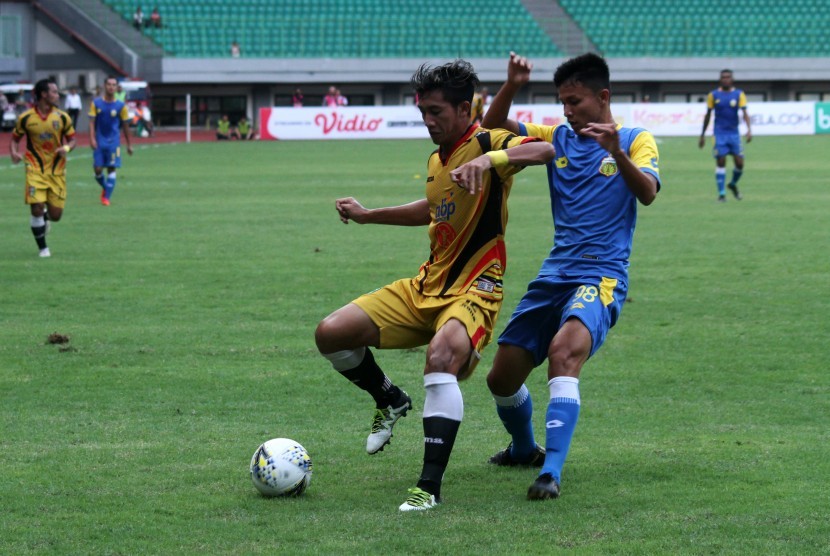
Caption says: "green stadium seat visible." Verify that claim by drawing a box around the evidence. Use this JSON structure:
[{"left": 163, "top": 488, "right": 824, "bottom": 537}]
[{"left": 100, "top": 0, "right": 562, "bottom": 58}]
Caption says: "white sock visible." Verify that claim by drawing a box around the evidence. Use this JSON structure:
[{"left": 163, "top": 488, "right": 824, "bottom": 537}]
[
  {"left": 423, "top": 372, "right": 463, "bottom": 421},
  {"left": 322, "top": 347, "right": 365, "bottom": 371},
  {"left": 548, "top": 376, "right": 580, "bottom": 404}
]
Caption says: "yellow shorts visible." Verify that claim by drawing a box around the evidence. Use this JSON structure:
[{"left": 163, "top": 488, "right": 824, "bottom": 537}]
[
  {"left": 24, "top": 171, "right": 67, "bottom": 208},
  {"left": 353, "top": 278, "right": 502, "bottom": 374}
]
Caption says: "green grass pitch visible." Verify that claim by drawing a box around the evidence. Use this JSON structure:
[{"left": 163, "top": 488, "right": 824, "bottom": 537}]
[{"left": 1, "top": 135, "right": 828, "bottom": 554}]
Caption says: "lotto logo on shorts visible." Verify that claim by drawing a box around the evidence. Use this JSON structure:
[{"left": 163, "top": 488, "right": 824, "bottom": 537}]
[{"left": 28, "top": 186, "right": 36, "bottom": 198}]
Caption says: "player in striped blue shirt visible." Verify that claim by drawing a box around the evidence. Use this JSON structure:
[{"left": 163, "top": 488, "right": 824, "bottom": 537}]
[
  {"left": 481, "top": 52, "right": 660, "bottom": 501},
  {"left": 699, "top": 70, "right": 752, "bottom": 201}
]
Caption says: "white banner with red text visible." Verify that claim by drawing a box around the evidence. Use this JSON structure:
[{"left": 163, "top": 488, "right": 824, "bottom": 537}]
[{"left": 259, "top": 102, "right": 817, "bottom": 140}]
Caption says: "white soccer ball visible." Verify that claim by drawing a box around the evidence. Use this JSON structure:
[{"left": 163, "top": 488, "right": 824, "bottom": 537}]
[{"left": 250, "top": 438, "right": 312, "bottom": 497}]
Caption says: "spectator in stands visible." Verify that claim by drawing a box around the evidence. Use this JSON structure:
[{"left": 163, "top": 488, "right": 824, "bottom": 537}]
[
  {"left": 216, "top": 114, "right": 232, "bottom": 140},
  {"left": 323, "top": 86, "right": 339, "bottom": 107},
  {"left": 133, "top": 6, "right": 145, "bottom": 30},
  {"left": 292, "top": 88, "right": 304, "bottom": 107},
  {"left": 115, "top": 84, "right": 126, "bottom": 103},
  {"left": 230, "top": 41, "right": 241, "bottom": 58},
  {"left": 149, "top": 6, "right": 162, "bottom": 28},
  {"left": 64, "top": 87, "right": 82, "bottom": 129},
  {"left": 235, "top": 116, "right": 254, "bottom": 140},
  {"left": 336, "top": 88, "right": 348, "bottom": 106},
  {"left": 698, "top": 69, "right": 752, "bottom": 202}
]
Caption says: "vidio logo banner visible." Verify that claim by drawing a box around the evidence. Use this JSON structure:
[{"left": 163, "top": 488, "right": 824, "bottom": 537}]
[{"left": 815, "top": 103, "right": 830, "bottom": 134}]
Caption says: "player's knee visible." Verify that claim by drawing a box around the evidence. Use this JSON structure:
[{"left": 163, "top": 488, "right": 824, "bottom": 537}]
[
  {"left": 548, "top": 343, "right": 586, "bottom": 375},
  {"left": 314, "top": 317, "right": 337, "bottom": 353},
  {"left": 486, "top": 368, "right": 511, "bottom": 396}
]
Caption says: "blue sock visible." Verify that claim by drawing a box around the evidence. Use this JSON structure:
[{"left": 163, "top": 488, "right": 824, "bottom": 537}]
[
  {"left": 104, "top": 173, "right": 116, "bottom": 200},
  {"left": 730, "top": 168, "right": 743, "bottom": 186},
  {"left": 493, "top": 384, "right": 536, "bottom": 460},
  {"left": 95, "top": 173, "right": 105, "bottom": 189},
  {"left": 716, "top": 168, "right": 726, "bottom": 196},
  {"left": 541, "top": 377, "right": 580, "bottom": 482}
]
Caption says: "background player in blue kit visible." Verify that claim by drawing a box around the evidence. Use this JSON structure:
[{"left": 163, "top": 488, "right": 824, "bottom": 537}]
[
  {"left": 480, "top": 52, "right": 660, "bottom": 500},
  {"left": 89, "top": 76, "right": 133, "bottom": 206},
  {"left": 699, "top": 69, "right": 752, "bottom": 202}
]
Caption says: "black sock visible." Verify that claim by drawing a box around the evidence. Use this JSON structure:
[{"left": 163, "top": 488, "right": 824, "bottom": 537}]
[
  {"left": 416, "top": 416, "right": 461, "bottom": 500},
  {"left": 31, "top": 225, "right": 47, "bottom": 249},
  {"left": 339, "top": 348, "right": 400, "bottom": 407}
]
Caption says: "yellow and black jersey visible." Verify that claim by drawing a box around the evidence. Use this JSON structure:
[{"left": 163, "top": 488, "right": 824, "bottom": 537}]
[
  {"left": 414, "top": 124, "right": 539, "bottom": 301},
  {"left": 470, "top": 93, "right": 485, "bottom": 123},
  {"left": 12, "top": 107, "right": 75, "bottom": 176}
]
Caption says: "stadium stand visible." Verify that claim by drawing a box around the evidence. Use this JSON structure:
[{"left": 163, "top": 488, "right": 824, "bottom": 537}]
[
  {"left": 558, "top": 0, "right": 830, "bottom": 57},
  {"left": 101, "top": 0, "right": 564, "bottom": 58}
]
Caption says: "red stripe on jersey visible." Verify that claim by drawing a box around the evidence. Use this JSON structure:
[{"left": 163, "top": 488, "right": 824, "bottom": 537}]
[{"left": 458, "top": 239, "right": 506, "bottom": 292}]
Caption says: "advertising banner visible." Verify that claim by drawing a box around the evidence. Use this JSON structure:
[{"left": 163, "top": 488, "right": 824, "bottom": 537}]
[
  {"left": 260, "top": 102, "right": 818, "bottom": 140},
  {"left": 259, "top": 106, "right": 427, "bottom": 140},
  {"left": 815, "top": 102, "right": 830, "bottom": 134}
]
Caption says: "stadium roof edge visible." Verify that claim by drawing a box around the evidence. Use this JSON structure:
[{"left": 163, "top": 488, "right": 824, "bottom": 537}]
[{"left": 161, "top": 57, "right": 830, "bottom": 84}]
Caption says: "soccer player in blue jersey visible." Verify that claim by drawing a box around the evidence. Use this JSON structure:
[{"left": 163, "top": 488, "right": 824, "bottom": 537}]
[
  {"left": 699, "top": 69, "right": 752, "bottom": 202},
  {"left": 479, "top": 52, "right": 660, "bottom": 500},
  {"left": 89, "top": 76, "right": 133, "bottom": 206}
]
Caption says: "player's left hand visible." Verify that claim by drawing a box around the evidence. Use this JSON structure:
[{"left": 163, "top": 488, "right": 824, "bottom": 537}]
[
  {"left": 127, "top": 145, "right": 134, "bottom": 155},
  {"left": 579, "top": 122, "right": 620, "bottom": 153},
  {"left": 745, "top": 130, "right": 752, "bottom": 143},
  {"left": 450, "top": 155, "right": 492, "bottom": 195}
]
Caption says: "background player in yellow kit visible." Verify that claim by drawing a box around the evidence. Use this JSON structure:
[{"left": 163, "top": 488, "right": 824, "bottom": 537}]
[
  {"left": 9, "top": 78, "right": 76, "bottom": 258},
  {"left": 315, "top": 59, "right": 554, "bottom": 511}
]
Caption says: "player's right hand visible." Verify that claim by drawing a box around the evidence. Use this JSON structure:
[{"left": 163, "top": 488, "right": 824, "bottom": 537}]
[
  {"left": 335, "top": 197, "right": 369, "bottom": 224},
  {"left": 698, "top": 136, "right": 706, "bottom": 149},
  {"left": 507, "top": 51, "right": 533, "bottom": 86}
]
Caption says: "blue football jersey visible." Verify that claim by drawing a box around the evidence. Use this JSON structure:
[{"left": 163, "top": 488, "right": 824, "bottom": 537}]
[
  {"left": 518, "top": 122, "right": 660, "bottom": 279},
  {"left": 89, "top": 98, "right": 129, "bottom": 148},
  {"left": 707, "top": 88, "right": 747, "bottom": 135}
]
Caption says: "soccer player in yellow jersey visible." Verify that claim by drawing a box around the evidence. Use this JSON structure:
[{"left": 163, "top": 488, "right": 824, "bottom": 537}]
[
  {"left": 9, "top": 79, "right": 76, "bottom": 258},
  {"left": 315, "top": 59, "right": 555, "bottom": 512}
]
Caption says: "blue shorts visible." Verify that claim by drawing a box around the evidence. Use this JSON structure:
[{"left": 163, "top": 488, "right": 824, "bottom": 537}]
[
  {"left": 93, "top": 146, "right": 122, "bottom": 169},
  {"left": 498, "top": 271, "right": 628, "bottom": 367},
  {"left": 712, "top": 133, "right": 743, "bottom": 158}
]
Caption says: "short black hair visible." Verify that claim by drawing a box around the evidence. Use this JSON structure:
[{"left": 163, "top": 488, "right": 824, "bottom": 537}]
[
  {"left": 554, "top": 53, "right": 610, "bottom": 93},
  {"left": 720, "top": 69, "right": 733, "bottom": 75},
  {"left": 34, "top": 78, "right": 56, "bottom": 101},
  {"left": 410, "top": 59, "right": 480, "bottom": 107}
]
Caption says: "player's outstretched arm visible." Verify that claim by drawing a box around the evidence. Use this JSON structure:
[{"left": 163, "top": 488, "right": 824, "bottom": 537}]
[
  {"left": 450, "top": 141, "right": 555, "bottom": 195},
  {"left": 481, "top": 52, "right": 531, "bottom": 134},
  {"left": 335, "top": 197, "right": 430, "bottom": 226}
]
